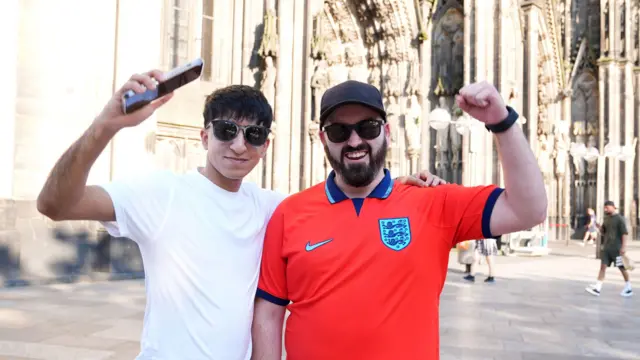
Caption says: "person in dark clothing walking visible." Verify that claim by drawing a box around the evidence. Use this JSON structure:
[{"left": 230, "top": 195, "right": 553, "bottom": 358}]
[{"left": 585, "top": 201, "right": 633, "bottom": 297}]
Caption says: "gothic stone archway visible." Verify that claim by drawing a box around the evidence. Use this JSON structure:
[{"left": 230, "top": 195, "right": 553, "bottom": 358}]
[{"left": 307, "top": 0, "right": 421, "bottom": 184}]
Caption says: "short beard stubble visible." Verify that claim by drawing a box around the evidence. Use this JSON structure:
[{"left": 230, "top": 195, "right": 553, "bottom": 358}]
[{"left": 324, "top": 138, "right": 387, "bottom": 187}]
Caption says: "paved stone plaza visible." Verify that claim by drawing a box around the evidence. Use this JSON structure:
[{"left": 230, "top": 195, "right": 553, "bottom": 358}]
[{"left": 0, "top": 244, "right": 638, "bottom": 360}]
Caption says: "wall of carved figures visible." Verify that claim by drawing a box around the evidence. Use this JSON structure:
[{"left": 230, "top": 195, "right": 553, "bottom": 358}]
[
  {"left": 306, "top": 0, "right": 421, "bottom": 185},
  {"left": 430, "top": 0, "right": 464, "bottom": 184},
  {"left": 149, "top": 0, "right": 640, "bottom": 236}
]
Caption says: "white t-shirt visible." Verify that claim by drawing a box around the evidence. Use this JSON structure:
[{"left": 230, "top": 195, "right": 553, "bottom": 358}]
[{"left": 99, "top": 169, "right": 286, "bottom": 360}]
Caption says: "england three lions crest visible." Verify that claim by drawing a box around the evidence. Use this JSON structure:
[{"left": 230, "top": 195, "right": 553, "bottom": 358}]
[{"left": 378, "top": 217, "right": 411, "bottom": 251}]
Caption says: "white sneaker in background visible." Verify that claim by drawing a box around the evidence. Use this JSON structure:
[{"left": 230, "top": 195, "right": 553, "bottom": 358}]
[
  {"left": 621, "top": 287, "right": 633, "bottom": 297},
  {"left": 585, "top": 284, "right": 601, "bottom": 296}
]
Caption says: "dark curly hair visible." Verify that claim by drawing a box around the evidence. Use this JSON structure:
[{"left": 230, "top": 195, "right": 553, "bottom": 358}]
[{"left": 203, "top": 85, "right": 273, "bottom": 128}]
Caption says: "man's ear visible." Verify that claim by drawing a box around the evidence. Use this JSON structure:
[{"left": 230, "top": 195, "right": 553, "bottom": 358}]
[
  {"left": 384, "top": 123, "right": 391, "bottom": 146},
  {"left": 259, "top": 139, "right": 271, "bottom": 158},
  {"left": 318, "top": 131, "right": 327, "bottom": 146},
  {"left": 200, "top": 128, "right": 208, "bottom": 150}
]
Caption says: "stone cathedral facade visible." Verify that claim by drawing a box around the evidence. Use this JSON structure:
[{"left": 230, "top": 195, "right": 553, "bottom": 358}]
[{"left": 0, "top": 0, "right": 638, "bottom": 283}]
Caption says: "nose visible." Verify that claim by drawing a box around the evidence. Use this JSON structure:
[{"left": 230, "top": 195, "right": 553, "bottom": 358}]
[
  {"left": 229, "top": 131, "right": 247, "bottom": 153},
  {"left": 346, "top": 127, "right": 364, "bottom": 147}
]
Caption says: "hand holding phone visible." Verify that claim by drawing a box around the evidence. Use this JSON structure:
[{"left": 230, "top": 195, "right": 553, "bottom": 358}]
[
  {"left": 93, "top": 59, "right": 204, "bottom": 133},
  {"left": 121, "top": 58, "right": 204, "bottom": 114}
]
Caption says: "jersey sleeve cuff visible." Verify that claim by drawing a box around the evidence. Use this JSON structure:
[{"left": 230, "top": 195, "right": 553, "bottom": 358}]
[
  {"left": 481, "top": 187, "right": 505, "bottom": 239},
  {"left": 256, "top": 288, "right": 290, "bottom": 306}
]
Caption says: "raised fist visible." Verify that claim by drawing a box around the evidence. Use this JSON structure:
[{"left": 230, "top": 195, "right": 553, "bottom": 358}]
[{"left": 455, "top": 81, "right": 508, "bottom": 125}]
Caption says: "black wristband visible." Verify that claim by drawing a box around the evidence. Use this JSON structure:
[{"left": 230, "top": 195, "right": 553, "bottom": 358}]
[{"left": 485, "top": 106, "right": 519, "bottom": 133}]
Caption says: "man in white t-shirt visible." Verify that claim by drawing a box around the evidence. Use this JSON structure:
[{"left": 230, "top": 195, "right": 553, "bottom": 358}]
[{"left": 36, "top": 69, "right": 444, "bottom": 359}]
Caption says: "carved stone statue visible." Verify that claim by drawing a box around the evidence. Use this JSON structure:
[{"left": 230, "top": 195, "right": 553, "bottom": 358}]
[
  {"left": 572, "top": 146, "right": 586, "bottom": 176},
  {"left": 383, "top": 61, "right": 402, "bottom": 98},
  {"left": 369, "top": 66, "right": 381, "bottom": 90},
  {"left": 344, "top": 44, "right": 369, "bottom": 82},
  {"left": 432, "top": 7, "right": 464, "bottom": 96},
  {"left": 258, "top": 8, "right": 279, "bottom": 104},
  {"left": 538, "top": 133, "right": 552, "bottom": 176},
  {"left": 310, "top": 11, "right": 332, "bottom": 123},
  {"left": 311, "top": 13, "right": 330, "bottom": 61},
  {"left": 405, "top": 55, "right": 421, "bottom": 97},
  {"left": 310, "top": 60, "right": 329, "bottom": 123},
  {"left": 572, "top": 71, "right": 598, "bottom": 135},
  {"left": 404, "top": 95, "right": 422, "bottom": 150},
  {"left": 258, "top": 9, "right": 279, "bottom": 59},
  {"left": 260, "top": 56, "right": 276, "bottom": 102},
  {"left": 308, "top": 121, "right": 319, "bottom": 144},
  {"left": 553, "top": 120, "right": 570, "bottom": 176},
  {"left": 586, "top": 134, "right": 598, "bottom": 175}
]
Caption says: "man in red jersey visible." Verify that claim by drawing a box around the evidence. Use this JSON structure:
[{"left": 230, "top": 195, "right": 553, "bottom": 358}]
[{"left": 251, "top": 80, "right": 547, "bottom": 360}]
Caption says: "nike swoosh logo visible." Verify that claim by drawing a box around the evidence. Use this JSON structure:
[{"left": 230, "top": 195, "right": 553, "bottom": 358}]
[{"left": 305, "top": 239, "right": 333, "bottom": 251}]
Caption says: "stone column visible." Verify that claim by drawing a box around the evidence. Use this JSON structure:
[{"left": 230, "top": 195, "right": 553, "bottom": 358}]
[
  {"left": 231, "top": 0, "right": 244, "bottom": 84},
  {"left": 301, "top": 1, "right": 315, "bottom": 190},
  {"left": 110, "top": 0, "right": 165, "bottom": 181},
  {"left": 257, "top": 5, "right": 277, "bottom": 189},
  {"left": 636, "top": 68, "right": 640, "bottom": 227},
  {"left": 559, "top": 91, "right": 572, "bottom": 244},
  {"left": 470, "top": 0, "right": 490, "bottom": 185},
  {"left": 407, "top": 148, "right": 420, "bottom": 175},
  {"left": 272, "top": 0, "right": 294, "bottom": 194},
  {"left": 241, "top": 0, "right": 264, "bottom": 85},
  {"left": 483, "top": 0, "right": 496, "bottom": 185},
  {"left": 0, "top": 0, "right": 19, "bottom": 201},
  {"left": 287, "top": 0, "right": 306, "bottom": 193},
  {"left": 523, "top": 5, "right": 539, "bottom": 155},
  {"left": 460, "top": 0, "right": 472, "bottom": 185},
  {"left": 622, "top": 0, "right": 634, "bottom": 219},
  {"left": 604, "top": 0, "right": 621, "bottom": 207},
  {"left": 241, "top": 0, "right": 267, "bottom": 186},
  {"left": 605, "top": 62, "right": 620, "bottom": 205},
  {"left": 308, "top": 124, "right": 324, "bottom": 185},
  {"left": 597, "top": 61, "right": 606, "bottom": 224},
  {"left": 419, "top": 1, "right": 433, "bottom": 173},
  {"left": 560, "top": 0, "right": 573, "bottom": 243}
]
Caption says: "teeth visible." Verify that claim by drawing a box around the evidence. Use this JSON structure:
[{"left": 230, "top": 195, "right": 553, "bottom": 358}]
[{"left": 345, "top": 151, "right": 366, "bottom": 159}]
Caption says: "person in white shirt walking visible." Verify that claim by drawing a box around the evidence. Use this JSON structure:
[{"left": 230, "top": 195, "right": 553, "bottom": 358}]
[{"left": 36, "top": 68, "right": 444, "bottom": 359}]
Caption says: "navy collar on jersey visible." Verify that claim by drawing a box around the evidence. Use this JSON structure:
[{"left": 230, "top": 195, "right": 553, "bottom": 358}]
[{"left": 324, "top": 169, "right": 394, "bottom": 204}]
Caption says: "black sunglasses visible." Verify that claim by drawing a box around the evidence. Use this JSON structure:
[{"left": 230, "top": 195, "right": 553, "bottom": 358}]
[
  {"left": 207, "top": 120, "right": 271, "bottom": 147},
  {"left": 322, "top": 118, "right": 384, "bottom": 143}
]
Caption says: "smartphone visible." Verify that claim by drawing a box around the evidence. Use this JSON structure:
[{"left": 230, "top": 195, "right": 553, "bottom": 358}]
[{"left": 122, "top": 58, "right": 204, "bottom": 114}]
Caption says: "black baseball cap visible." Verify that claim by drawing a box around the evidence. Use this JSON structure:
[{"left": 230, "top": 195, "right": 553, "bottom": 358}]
[
  {"left": 319, "top": 80, "right": 387, "bottom": 128},
  {"left": 604, "top": 200, "right": 616, "bottom": 207}
]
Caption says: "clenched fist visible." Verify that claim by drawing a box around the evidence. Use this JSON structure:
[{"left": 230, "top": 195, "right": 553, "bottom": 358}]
[{"left": 456, "top": 81, "right": 508, "bottom": 125}]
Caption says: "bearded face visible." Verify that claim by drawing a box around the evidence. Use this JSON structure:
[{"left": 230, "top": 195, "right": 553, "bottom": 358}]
[{"left": 320, "top": 104, "right": 389, "bottom": 188}]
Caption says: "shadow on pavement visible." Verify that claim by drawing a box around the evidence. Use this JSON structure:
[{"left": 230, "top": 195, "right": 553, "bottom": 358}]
[
  {"left": 1, "top": 227, "right": 145, "bottom": 288},
  {"left": 439, "top": 265, "right": 639, "bottom": 360}
]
